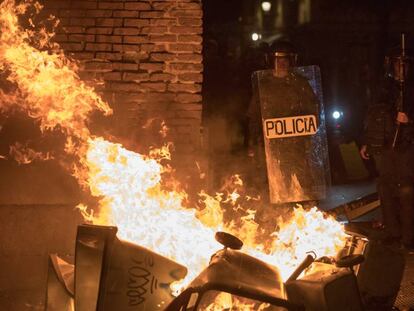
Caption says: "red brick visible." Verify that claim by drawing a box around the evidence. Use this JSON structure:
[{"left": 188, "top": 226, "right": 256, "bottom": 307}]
[
  {"left": 96, "top": 52, "right": 123, "bottom": 61},
  {"left": 140, "top": 44, "right": 155, "bottom": 52},
  {"left": 72, "top": 52, "right": 95, "bottom": 60},
  {"left": 150, "top": 73, "right": 175, "bottom": 81},
  {"left": 140, "top": 82, "right": 167, "bottom": 92},
  {"left": 96, "top": 35, "right": 122, "bottom": 43},
  {"left": 78, "top": 71, "right": 100, "bottom": 81},
  {"left": 178, "top": 3, "right": 201, "bottom": 10},
  {"left": 71, "top": 1, "right": 97, "bottom": 10},
  {"left": 178, "top": 73, "right": 202, "bottom": 82},
  {"left": 178, "top": 17, "right": 202, "bottom": 27},
  {"left": 169, "top": 43, "right": 201, "bottom": 53},
  {"left": 53, "top": 34, "right": 68, "bottom": 41},
  {"left": 62, "top": 26, "right": 86, "bottom": 34},
  {"left": 178, "top": 35, "right": 202, "bottom": 43},
  {"left": 141, "top": 26, "right": 168, "bottom": 34},
  {"left": 114, "top": 28, "right": 140, "bottom": 35},
  {"left": 60, "top": 42, "right": 84, "bottom": 51},
  {"left": 140, "top": 11, "right": 164, "bottom": 19},
  {"left": 44, "top": 0, "right": 70, "bottom": 9},
  {"left": 122, "top": 72, "right": 150, "bottom": 82},
  {"left": 59, "top": 9, "right": 86, "bottom": 17},
  {"left": 123, "top": 36, "right": 149, "bottom": 44},
  {"left": 169, "top": 26, "right": 202, "bottom": 34},
  {"left": 150, "top": 18, "right": 176, "bottom": 26},
  {"left": 176, "top": 53, "right": 202, "bottom": 63},
  {"left": 70, "top": 18, "right": 95, "bottom": 26},
  {"left": 112, "top": 63, "right": 139, "bottom": 71},
  {"left": 168, "top": 83, "right": 201, "bottom": 93},
  {"left": 113, "top": 11, "right": 139, "bottom": 18},
  {"left": 125, "top": 2, "right": 152, "bottom": 10},
  {"left": 150, "top": 52, "right": 176, "bottom": 61},
  {"left": 68, "top": 34, "right": 95, "bottom": 42},
  {"left": 96, "top": 18, "right": 123, "bottom": 27},
  {"left": 124, "top": 18, "right": 150, "bottom": 27},
  {"left": 104, "top": 72, "right": 122, "bottom": 81},
  {"left": 140, "top": 62, "right": 165, "bottom": 72},
  {"left": 176, "top": 93, "right": 202, "bottom": 103},
  {"left": 141, "top": 44, "right": 167, "bottom": 52},
  {"left": 123, "top": 72, "right": 150, "bottom": 82},
  {"left": 169, "top": 103, "right": 202, "bottom": 111},
  {"left": 87, "top": 10, "right": 112, "bottom": 18},
  {"left": 113, "top": 44, "right": 141, "bottom": 52},
  {"left": 84, "top": 61, "right": 113, "bottom": 72},
  {"left": 152, "top": 2, "right": 176, "bottom": 10},
  {"left": 170, "top": 63, "right": 202, "bottom": 71},
  {"left": 86, "top": 28, "right": 113, "bottom": 35},
  {"left": 140, "top": 103, "right": 172, "bottom": 114},
  {"left": 169, "top": 10, "right": 202, "bottom": 18},
  {"left": 110, "top": 82, "right": 141, "bottom": 92},
  {"left": 135, "top": 93, "right": 176, "bottom": 102},
  {"left": 112, "top": 92, "right": 141, "bottom": 104},
  {"left": 98, "top": 2, "right": 124, "bottom": 10},
  {"left": 123, "top": 51, "right": 149, "bottom": 61},
  {"left": 85, "top": 43, "right": 112, "bottom": 51},
  {"left": 150, "top": 34, "right": 177, "bottom": 43}
]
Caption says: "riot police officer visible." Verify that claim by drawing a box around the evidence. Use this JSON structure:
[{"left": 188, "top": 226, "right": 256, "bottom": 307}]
[
  {"left": 360, "top": 45, "right": 414, "bottom": 250},
  {"left": 247, "top": 41, "right": 326, "bottom": 204}
]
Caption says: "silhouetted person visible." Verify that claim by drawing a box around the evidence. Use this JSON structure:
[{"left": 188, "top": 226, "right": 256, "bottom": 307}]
[{"left": 360, "top": 46, "right": 414, "bottom": 251}]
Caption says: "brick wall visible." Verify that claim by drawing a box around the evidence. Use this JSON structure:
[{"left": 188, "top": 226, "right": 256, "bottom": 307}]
[{"left": 42, "top": 0, "right": 203, "bottom": 161}]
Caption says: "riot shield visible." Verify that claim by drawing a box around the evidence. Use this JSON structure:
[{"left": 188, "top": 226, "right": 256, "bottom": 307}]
[{"left": 252, "top": 66, "right": 330, "bottom": 204}]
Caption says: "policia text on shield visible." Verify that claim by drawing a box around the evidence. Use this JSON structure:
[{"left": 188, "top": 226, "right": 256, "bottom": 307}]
[{"left": 264, "top": 115, "right": 318, "bottom": 139}]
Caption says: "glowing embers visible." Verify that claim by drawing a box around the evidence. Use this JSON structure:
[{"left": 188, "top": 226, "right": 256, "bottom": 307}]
[{"left": 202, "top": 292, "right": 271, "bottom": 311}]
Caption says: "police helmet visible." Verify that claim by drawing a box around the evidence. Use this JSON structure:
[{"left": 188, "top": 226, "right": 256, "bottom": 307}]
[
  {"left": 267, "top": 40, "right": 298, "bottom": 68},
  {"left": 384, "top": 45, "right": 413, "bottom": 79}
]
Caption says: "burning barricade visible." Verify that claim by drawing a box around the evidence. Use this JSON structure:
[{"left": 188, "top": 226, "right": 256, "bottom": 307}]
[
  {"left": 46, "top": 220, "right": 406, "bottom": 311},
  {"left": 46, "top": 224, "right": 366, "bottom": 311}
]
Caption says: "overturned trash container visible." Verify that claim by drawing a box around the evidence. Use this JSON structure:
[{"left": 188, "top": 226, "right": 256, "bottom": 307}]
[{"left": 45, "top": 224, "right": 187, "bottom": 311}]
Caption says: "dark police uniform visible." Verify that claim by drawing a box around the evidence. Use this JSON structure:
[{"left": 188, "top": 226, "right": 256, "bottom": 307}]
[{"left": 362, "top": 76, "right": 414, "bottom": 247}]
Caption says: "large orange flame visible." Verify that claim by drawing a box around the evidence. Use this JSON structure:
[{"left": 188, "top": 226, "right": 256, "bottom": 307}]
[{"left": 0, "top": 0, "right": 111, "bottom": 157}]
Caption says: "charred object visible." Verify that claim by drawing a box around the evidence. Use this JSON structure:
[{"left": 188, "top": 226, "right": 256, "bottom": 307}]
[{"left": 45, "top": 225, "right": 404, "bottom": 311}]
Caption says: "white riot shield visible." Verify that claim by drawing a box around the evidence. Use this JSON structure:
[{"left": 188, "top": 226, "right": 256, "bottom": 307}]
[{"left": 252, "top": 66, "right": 330, "bottom": 204}]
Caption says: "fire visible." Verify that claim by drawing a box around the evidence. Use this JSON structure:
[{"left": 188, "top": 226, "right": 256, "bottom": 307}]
[
  {"left": 0, "top": 0, "right": 111, "bottom": 159},
  {"left": 80, "top": 137, "right": 222, "bottom": 291},
  {"left": 80, "top": 137, "right": 345, "bottom": 286},
  {"left": 203, "top": 292, "right": 270, "bottom": 311},
  {"left": 246, "top": 206, "right": 346, "bottom": 280},
  {"left": 9, "top": 141, "right": 53, "bottom": 164},
  {"left": 0, "top": 0, "right": 347, "bottom": 305}
]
